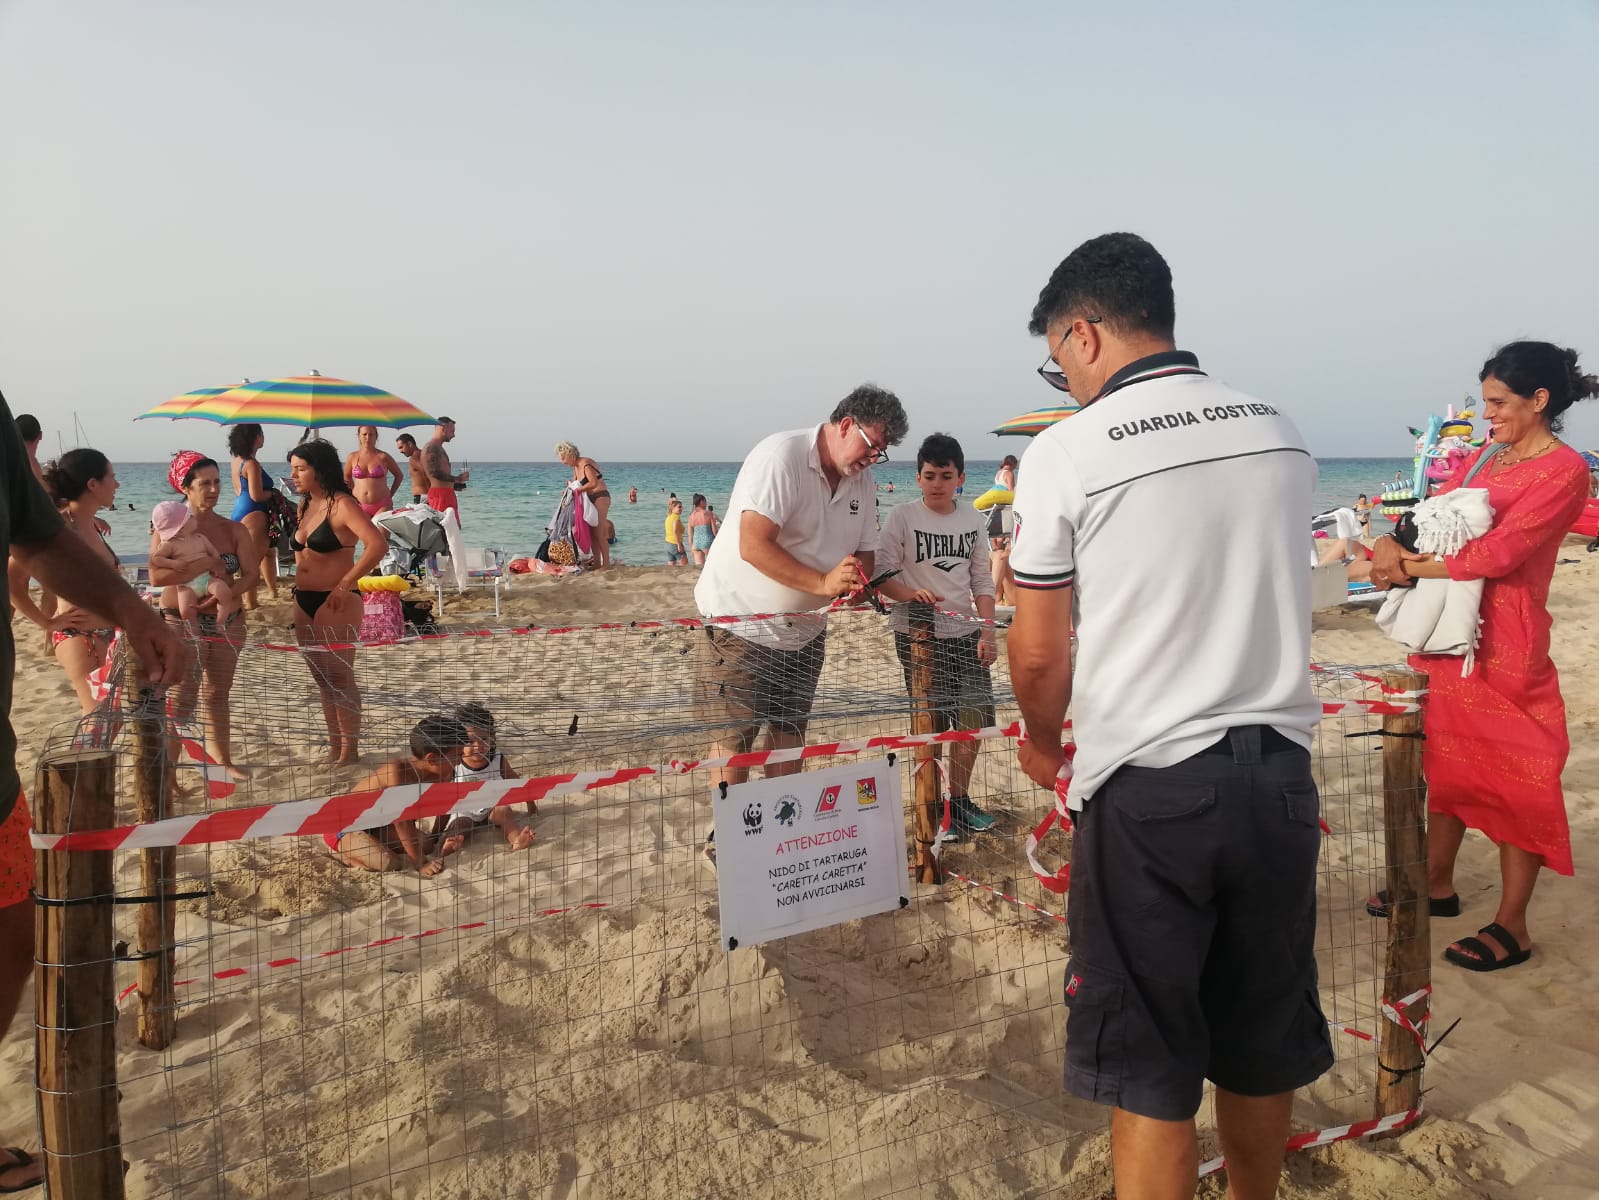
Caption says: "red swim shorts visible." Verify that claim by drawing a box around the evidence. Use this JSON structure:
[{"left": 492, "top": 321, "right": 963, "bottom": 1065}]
[
  {"left": 0, "top": 794, "right": 34, "bottom": 909},
  {"left": 425, "top": 487, "right": 460, "bottom": 524}
]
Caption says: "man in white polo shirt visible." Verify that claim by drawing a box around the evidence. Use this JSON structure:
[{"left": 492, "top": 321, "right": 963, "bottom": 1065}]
[
  {"left": 1006, "top": 233, "right": 1331, "bottom": 1198},
  {"left": 694, "top": 385, "right": 909, "bottom": 823}
]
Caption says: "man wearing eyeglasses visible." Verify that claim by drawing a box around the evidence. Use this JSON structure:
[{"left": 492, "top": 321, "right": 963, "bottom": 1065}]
[
  {"left": 1006, "top": 233, "right": 1328, "bottom": 1198},
  {"left": 693, "top": 384, "right": 908, "bottom": 859}
]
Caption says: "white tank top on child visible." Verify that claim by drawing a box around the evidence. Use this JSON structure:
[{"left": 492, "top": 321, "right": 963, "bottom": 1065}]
[{"left": 456, "top": 753, "right": 503, "bottom": 819}]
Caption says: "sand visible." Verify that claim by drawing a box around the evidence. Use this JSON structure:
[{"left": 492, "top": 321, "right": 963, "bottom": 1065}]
[{"left": 3, "top": 550, "right": 1598, "bottom": 1199}]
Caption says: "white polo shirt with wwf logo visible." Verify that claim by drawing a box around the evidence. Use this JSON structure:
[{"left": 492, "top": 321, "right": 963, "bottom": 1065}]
[
  {"left": 1009, "top": 351, "right": 1321, "bottom": 809},
  {"left": 695, "top": 424, "right": 880, "bottom": 648}
]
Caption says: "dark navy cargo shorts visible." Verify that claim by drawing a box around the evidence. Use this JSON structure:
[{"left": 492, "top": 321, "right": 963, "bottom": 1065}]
[{"left": 1062, "top": 725, "right": 1335, "bottom": 1121}]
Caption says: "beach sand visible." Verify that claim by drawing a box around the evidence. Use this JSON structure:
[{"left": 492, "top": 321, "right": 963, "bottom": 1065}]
[{"left": 2, "top": 552, "right": 1598, "bottom": 1198}]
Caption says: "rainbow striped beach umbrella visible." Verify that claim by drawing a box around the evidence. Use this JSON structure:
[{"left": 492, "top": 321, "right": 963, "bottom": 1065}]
[
  {"left": 137, "top": 372, "right": 432, "bottom": 429},
  {"left": 137, "top": 383, "right": 244, "bottom": 420},
  {"left": 991, "top": 402, "right": 1079, "bottom": 438}
]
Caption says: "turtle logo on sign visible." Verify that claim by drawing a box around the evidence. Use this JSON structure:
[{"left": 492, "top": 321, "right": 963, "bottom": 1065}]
[
  {"left": 742, "top": 801, "right": 763, "bottom": 834},
  {"left": 775, "top": 796, "right": 801, "bottom": 827}
]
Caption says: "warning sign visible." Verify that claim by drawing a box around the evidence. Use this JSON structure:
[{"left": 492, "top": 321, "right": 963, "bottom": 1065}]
[{"left": 712, "top": 757, "right": 905, "bottom": 950}]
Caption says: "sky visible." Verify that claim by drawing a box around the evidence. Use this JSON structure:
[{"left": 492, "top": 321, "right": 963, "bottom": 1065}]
[{"left": 2, "top": 0, "right": 1597, "bottom": 465}]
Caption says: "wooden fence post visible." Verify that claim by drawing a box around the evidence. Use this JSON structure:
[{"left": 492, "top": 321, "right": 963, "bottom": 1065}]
[
  {"left": 908, "top": 605, "right": 942, "bottom": 884},
  {"left": 1376, "top": 667, "right": 1429, "bottom": 1121},
  {"left": 129, "top": 652, "right": 176, "bottom": 1051},
  {"left": 34, "top": 751, "right": 126, "bottom": 1199}
]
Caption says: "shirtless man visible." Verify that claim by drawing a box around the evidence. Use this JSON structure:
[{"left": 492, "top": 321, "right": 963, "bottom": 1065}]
[
  {"left": 328, "top": 715, "right": 469, "bottom": 876},
  {"left": 396, "top": 433, "right": 429, "bottom": 504},
  {"left": 422, "top": 416, "right": 468, "bottom": 523}
]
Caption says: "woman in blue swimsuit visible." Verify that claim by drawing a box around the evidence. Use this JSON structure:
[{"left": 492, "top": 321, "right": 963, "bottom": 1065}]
[
  {"left": 229, "top": 424, "right": 280, "bottom": 609},
  {"left": 687, "top": 493, "right": 717, "bottom": 566}
]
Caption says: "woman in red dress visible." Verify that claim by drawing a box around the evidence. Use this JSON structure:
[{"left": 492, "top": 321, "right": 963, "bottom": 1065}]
[{"left": 1370, "top": 342, "right": 1598, "bottom": 971}]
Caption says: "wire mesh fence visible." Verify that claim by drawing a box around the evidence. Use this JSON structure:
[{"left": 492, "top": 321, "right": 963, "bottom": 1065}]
[{"left": 27, "top": 611, "right": 1434, "bottom": 1199}]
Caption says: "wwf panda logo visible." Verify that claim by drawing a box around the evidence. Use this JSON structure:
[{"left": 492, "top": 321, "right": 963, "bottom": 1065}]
[{"left": 742, "top": 802, "right": 762, "bottom": 831}]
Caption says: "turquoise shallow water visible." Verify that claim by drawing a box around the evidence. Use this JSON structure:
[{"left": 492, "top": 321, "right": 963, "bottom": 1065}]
[{"left": 94, "top": 457, "right": 1413, "bottom": 562}]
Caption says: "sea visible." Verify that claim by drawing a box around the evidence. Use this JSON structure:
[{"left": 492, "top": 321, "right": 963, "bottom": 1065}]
[{"left": 96, "top": 457, "right": 1412, "bottom": 563}]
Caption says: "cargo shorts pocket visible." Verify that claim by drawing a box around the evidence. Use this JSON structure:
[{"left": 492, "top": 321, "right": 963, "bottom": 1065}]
[
  {"left": 1063, "top": 960, "right": 1126, "bottom": 1099},
  {"left": 1282, "top": 783, "right": 1321, "bottom": 829},
  {"left": 1110, "top": 775, "right": 1217, "bottom": 823}
]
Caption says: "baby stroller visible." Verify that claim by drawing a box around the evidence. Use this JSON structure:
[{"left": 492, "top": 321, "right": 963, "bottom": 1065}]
[
  {"left": 374, "top": 507, "right": 452, "bottom": 583},
  {"left": 372, "top": 507, "right": 453, "bottom": 633}
]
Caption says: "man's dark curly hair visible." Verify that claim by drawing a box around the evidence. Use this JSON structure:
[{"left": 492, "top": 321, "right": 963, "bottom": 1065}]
[
  {"left": 1027, "top": 232, "right": 1176, "bottom": 340},
  {"left": 830, "top": 384, "right": 909, "bottom": 446}
]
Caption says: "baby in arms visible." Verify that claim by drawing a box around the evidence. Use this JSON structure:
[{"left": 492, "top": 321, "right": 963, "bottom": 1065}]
[{"left": 151, "top": 500, "right": 239, "bottom": 627}]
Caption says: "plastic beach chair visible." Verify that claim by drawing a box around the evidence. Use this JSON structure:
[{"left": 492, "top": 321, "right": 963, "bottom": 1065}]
[{"left": 430, "top": 546, "right": 507, "bottom": 618}]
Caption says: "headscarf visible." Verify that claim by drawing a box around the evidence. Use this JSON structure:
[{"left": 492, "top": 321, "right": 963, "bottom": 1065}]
[{"left": 168, "top": 450, "right": 207, "bottom": 494}]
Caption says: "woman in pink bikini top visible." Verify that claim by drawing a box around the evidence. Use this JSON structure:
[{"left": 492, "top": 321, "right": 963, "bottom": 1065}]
[{"left": 343, "top": 424, "right": 404, "bottom": 516}]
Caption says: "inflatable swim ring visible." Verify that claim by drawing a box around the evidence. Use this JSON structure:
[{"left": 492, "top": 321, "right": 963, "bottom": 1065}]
[
  {"left": 357, "top": 575, "right": 412, "bottom": 593},
  {"left": 972, "top": 487, "right": 1014, "bottom": 512}
]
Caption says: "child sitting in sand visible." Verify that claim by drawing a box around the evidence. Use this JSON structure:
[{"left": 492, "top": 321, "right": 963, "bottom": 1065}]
[
  {"left": 436, "top": 702, "right": 536, "bottom": 852},
  {"left": 327, "top": 715, "right": 470, "bottom": 876},
  {"left": 151, "top": 500, "right": 239, "bottom": 628}
]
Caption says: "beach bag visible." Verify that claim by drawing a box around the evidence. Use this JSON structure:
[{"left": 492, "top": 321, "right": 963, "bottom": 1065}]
[
  {"left": 546, "top": 538, "right": 577, "bottom": 566},
  {"left": 264, "top": 489, "right": 297, "bottom": 549},
  {"left": 359, "top": 591, "right": 404, "bottom": 642}
]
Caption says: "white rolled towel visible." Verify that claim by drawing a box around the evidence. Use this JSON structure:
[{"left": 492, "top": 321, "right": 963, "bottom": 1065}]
[{"left": 1376, "top": 489, "right": 1494, "bottom": 673}]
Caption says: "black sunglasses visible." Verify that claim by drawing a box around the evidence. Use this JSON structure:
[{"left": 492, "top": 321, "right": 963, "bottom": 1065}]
[{"left": 1037, "top": 316, "right": 1101, "bottom": 393}]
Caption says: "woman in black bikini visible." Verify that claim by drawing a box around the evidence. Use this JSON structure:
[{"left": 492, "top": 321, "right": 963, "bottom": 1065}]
[
  {"left": 555, "top": 440, "right": 611, "bottom": 568},
  {"left": 287, "top": 439, "right": 388, "bottom": 765},
  {"left": 10, "top": 449, "right": 123, "bottom": 713},
  {"left": 152, "top": 452, "right": 260, "bottom": 780}
]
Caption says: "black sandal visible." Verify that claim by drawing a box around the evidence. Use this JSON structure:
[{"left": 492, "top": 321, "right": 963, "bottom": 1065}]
[
  {"left": 1444, "top": 922, "right": 1532, "bottom": 972},
  {"left": 1366, "top": 889, "right": 1461, "bottom": 919}
]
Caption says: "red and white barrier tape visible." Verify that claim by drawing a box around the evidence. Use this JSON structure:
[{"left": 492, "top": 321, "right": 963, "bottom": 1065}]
[
  {"left": 1320, "top": 699, "right": 1418, "bottom": 717},
  {"left": 30, "top": 721, "right": 1033, "bottom": 852},
  {"left": 1308, "top": 663, "right": 1426, "bottom": 699},
  {"left": 945, "top": 870, "right": 1065, "bottom": 924},
  {"left": 112, "top": 901, "right": 612, "bottom": 1006},
  {"left": 83, "top": 632, "right": 237, "bottom": 802},
  {"left": 86, "top": 632, "right": 120, "bottom": 703},
  {"left": 1201, "top": 984, "right": 1432, "bottom": 1177},
  {"left": 247, "top": 600, "right": 1007, "bottom": 654},
  {"left": 31, "top": 697, "right": 1411, "bottom": 854},
  {"left": 1021, "top": 743, "right": 1077, "bottom": 896},
  {"left": 1199, "top": 1105, "right": 1424, "bottom": 1178},
  {"left": 915, "top": 757, "right": 955, "bottom": 859}
]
